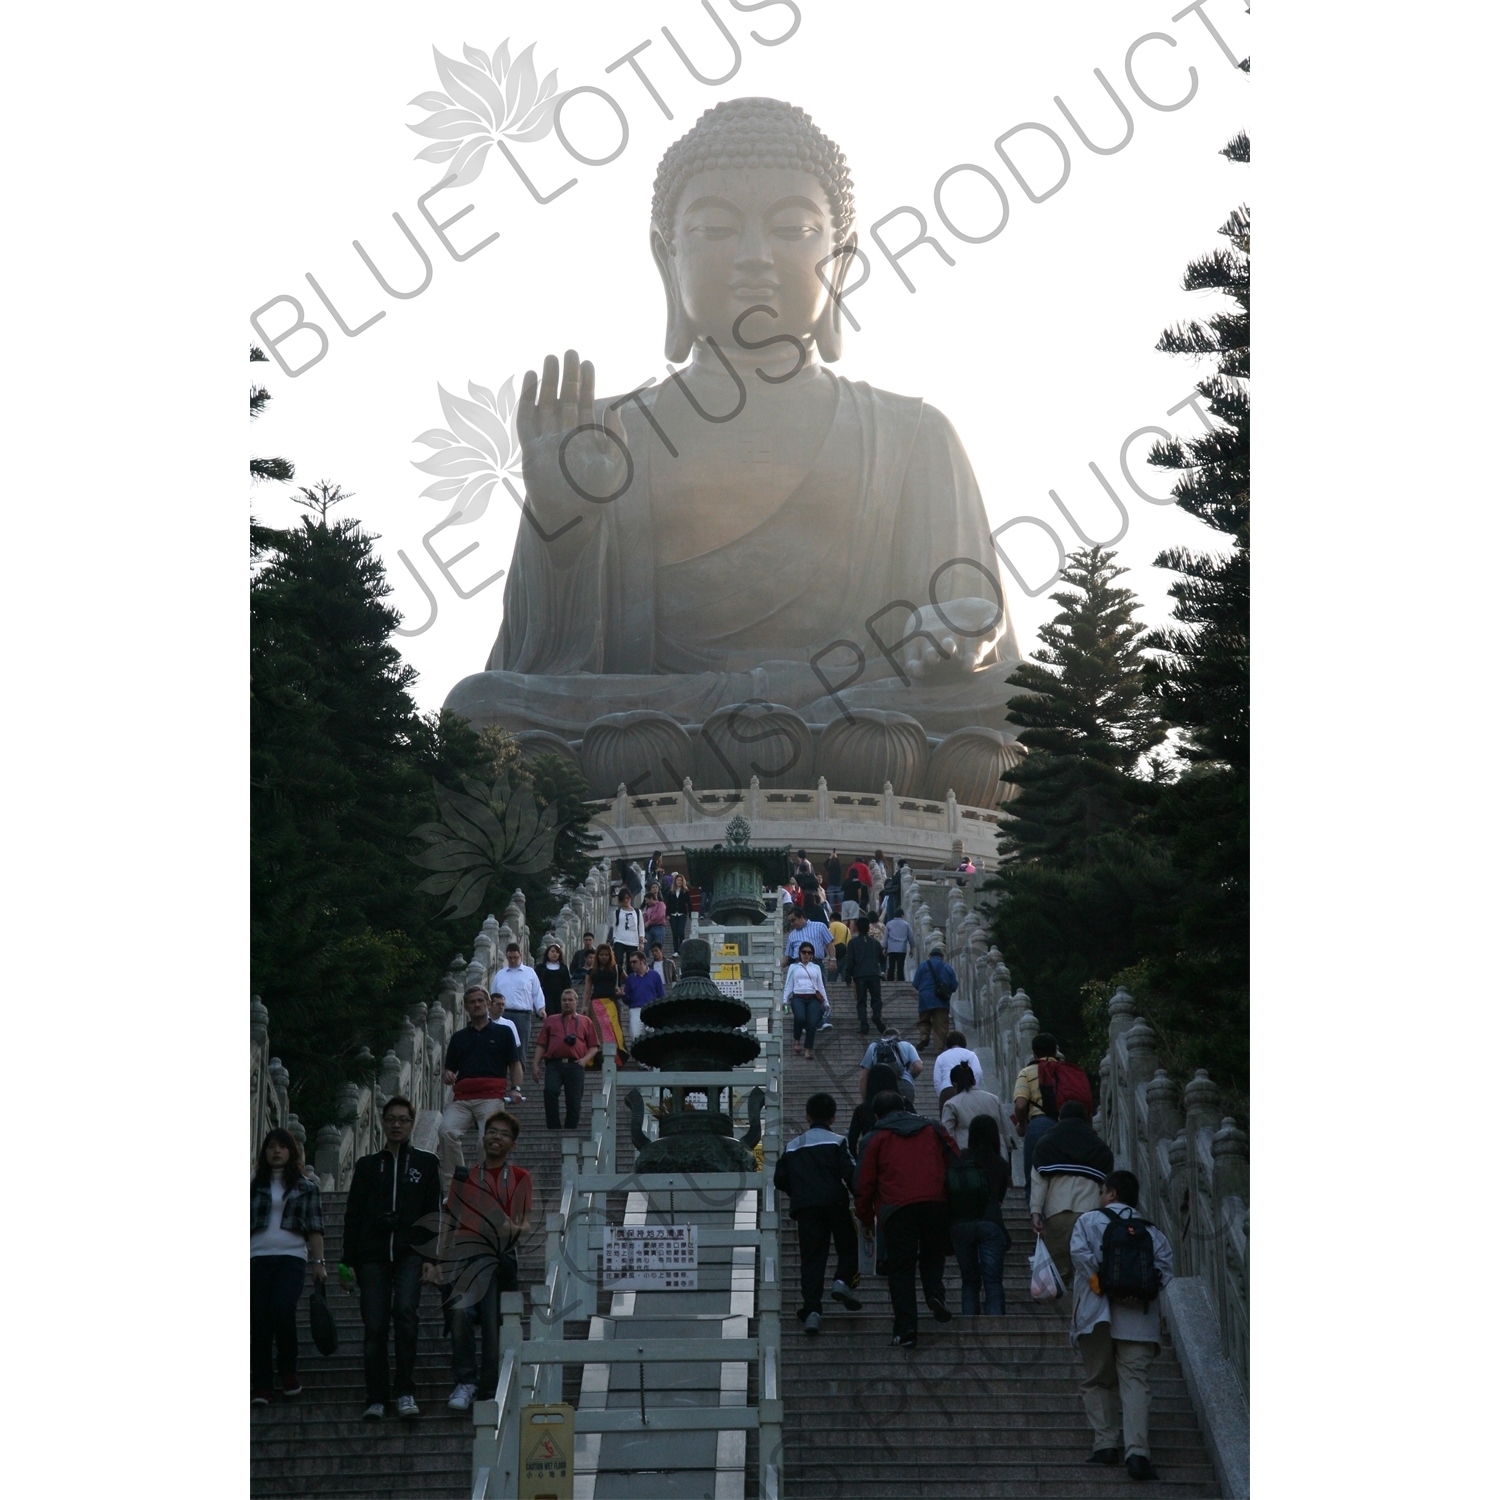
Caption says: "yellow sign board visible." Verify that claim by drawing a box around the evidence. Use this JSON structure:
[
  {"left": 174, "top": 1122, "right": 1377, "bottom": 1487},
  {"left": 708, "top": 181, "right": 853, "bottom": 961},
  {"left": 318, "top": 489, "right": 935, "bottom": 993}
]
[
  {"left": 713, "top": 941, "right": 741, "bottom": 981},
  {"left": 519, "top": 1402, "right": 575, "bottom": 1499}
]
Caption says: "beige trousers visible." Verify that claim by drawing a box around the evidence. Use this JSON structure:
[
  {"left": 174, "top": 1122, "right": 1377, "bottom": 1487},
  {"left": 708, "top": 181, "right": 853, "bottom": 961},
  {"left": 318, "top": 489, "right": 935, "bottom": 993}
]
[
  {"left": 438, "top": 1096, "right": 505, "bottom": 1181},
  {"left": 1078, "top": 1326, "right": 1157, "bottom": 1458},
  {"left": 1043, "top": 1209, "right": 1081, "bottom": 1292}
]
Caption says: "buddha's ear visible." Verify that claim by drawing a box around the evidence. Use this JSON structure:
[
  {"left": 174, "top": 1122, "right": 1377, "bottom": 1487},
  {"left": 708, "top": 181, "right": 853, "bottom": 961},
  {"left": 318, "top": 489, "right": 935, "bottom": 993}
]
[
  {"left": 814, "top": 231, "right": 859, "bottom": 364},
  {"left": 652, "top": 227, "right": 693, "bottom": 363}
]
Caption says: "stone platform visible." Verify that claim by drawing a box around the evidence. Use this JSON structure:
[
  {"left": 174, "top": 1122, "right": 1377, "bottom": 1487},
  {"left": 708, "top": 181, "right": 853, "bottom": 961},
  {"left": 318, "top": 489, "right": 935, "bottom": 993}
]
[{"left": 587, "top": 778, "right": 1007, "bottom": 868}]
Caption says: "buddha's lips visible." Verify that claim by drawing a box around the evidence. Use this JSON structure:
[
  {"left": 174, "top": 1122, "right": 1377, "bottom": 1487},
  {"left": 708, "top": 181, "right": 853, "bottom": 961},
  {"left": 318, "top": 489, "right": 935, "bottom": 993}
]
[{"left": 731, "top": 284, "right": 778, "bottom": 299}]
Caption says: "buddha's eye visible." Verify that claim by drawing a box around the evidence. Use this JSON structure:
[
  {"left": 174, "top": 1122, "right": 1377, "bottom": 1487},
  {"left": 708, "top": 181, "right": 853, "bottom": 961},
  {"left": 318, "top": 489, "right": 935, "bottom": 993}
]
[
  {"left": 771, "top": 223, "right": 820, "bottom": 240},
  {"left": 688, "top": 222, "right": 738, "bottom": 240}
]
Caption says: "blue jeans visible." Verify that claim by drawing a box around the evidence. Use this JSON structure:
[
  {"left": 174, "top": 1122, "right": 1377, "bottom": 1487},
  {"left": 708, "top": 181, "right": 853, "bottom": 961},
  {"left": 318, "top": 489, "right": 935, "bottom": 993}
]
[
  {"left": 790, "top": 993, "right": 821, "bottom": 1053},
  {"left": 950, "top": 1218, "right": 1008, "bottom": 1314},
  {"left": 645, "top": 923, "right": 667, "bottom": 951},
  {"left": 357, "top": 1253, "right": 425, "bottom": 1403},
  {"left": 1023, "top": 1115, "right": 1057, "bottom": 1184}
]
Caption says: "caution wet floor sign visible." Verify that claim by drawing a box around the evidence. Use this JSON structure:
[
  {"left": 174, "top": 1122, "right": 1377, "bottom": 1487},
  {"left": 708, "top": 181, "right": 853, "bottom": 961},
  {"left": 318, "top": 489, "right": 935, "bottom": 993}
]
[{"left": 519, "top": 1402, "right": 574, "bottom": 1499}]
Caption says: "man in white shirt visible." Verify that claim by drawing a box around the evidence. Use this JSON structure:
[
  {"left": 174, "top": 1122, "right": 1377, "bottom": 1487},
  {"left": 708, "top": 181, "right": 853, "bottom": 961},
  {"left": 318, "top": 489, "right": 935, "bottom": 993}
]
[
  {"left": 485, "top": 993, "right": 527, "bottom": 1106},
  {"left": 931, "top": 1030, "right": 984, "bottom": 1104},
  {"left": 610, "top": 888, "right": 645, "bottom": 972},
  {"left": 489, "top": 943, "right": 545, "bottom": 1071}
]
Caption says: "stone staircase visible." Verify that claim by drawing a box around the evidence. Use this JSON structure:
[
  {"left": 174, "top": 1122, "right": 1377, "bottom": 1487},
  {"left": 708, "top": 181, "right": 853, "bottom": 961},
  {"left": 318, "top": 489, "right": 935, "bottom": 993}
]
[
  {"left": 249, "top": 1075, "right": 631, "bottom": 1498},
  {"left": 777, "top": 977, "right": 1222, "bottom": 1498}
]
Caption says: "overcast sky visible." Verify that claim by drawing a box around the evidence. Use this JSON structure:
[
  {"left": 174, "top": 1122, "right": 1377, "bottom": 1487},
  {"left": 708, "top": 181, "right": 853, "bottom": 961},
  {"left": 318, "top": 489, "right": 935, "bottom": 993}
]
[{"left": 250, "top": 0, "right": 1251, "bottom": 715}]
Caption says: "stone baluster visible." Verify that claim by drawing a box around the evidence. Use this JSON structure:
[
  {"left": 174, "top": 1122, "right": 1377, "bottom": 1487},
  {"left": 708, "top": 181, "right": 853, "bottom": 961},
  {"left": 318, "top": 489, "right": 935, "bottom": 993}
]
[
  {"left": 1106, "top": 986, "right": 1138, "bottom": 1043},
  {"left": 817, "top": 775, "right": 828, "bottom": 821},
  {"left": 286, "top": 1113, "right": 307, "bottom": 1156},
  {"left": 379, "top": 1049, "right": 402, "bottom": 1104},
  {"left": 883, "top": 780, "right": 895, "bottom": 824},
  {"left": 482, "top": 912, "right": 502, "bottom": 966},
  {"left": 504, "top": 892, "right": 527, "bottom": 961},
  {"left": 269, "top": 1056, "right": 291, "bottom": 1129},
  {"left": 946, "top": 790, "right": 959, "bottom": 834},
  {"left": 315, "top": 1124, "right": 343, "bottom": 1190},
  {"left": 1121, "top": 1019, "right": 1160, "bottom": 1176},
  {"left": 1212, "top": 1118, "right": 1249, "bottom": 1208},
  {"left": 1144, "top": 1068, "right": 1183, "bottom": 1218},
  {"left": 749, "top": 774, "right": 760, "bottom": 820},
  {"left": 1166, "top": 1131, "right": 1191, "bottom": 1274},
  {"left": 465, "top": 958, "right": 487, "bottom": 994},
  {"left": 614, "top": 782, "right": 629, "bottom": 828},
  {"left": 682, "top": 777, "right": 695, "bottom": 822},
  {"left": 1015, "top": 1003, "right": 1039, "bottom": 1066}
]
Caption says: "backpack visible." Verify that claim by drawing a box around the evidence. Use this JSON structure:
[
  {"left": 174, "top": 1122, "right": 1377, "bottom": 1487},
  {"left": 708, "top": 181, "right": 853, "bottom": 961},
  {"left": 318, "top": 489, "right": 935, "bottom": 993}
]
[
  {"left": 944, "top": 1153, "right": 992, "bottom": 1222},
  {"left": 1097, "top": 1208, "right": 1162, "bottom": 1308},
  {"left": 1036, "top": 1057, "right": 1093, "bottom": 1118},
  {"left": 920, "top": 959, "right": 954, "bottom": 1005},
  {"left": 872, "top": 1038, "right": 906, "bottom": 1077}
]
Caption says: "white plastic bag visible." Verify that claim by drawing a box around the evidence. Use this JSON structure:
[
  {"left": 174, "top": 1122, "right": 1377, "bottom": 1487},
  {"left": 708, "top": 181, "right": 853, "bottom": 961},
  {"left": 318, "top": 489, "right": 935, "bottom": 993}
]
[{"left": 1029, "top": 1235, "right": 1062, "bottom": 1301}]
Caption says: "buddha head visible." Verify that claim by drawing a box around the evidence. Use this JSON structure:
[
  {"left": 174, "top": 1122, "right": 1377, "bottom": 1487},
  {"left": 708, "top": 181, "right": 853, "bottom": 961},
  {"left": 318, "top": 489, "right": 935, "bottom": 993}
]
[{"left": 650, "top": 97, "right": 859, "bottom": 366}]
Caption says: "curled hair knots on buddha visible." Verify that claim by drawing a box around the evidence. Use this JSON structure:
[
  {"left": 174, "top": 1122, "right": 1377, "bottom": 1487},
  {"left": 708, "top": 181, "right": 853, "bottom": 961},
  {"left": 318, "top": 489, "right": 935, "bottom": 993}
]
[{"left": 651, "top": 97, "right": 855, "bottom": 247}]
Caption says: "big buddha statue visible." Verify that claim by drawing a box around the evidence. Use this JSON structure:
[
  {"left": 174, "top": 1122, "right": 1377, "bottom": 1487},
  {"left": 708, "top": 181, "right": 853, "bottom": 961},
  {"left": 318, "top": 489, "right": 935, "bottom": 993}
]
[{"left": 446, "top": 98, "right": 1025, "bottom": 804}]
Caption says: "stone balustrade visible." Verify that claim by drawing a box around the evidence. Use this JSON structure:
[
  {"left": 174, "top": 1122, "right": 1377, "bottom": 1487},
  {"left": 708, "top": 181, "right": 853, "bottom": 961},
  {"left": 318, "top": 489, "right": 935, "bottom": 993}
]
[
  {"left": 924, "top": 868, "right": 1250, "bottom": 1423},
  {"left": 250, "top": 864, "right": 619, "bottom": 1188}
]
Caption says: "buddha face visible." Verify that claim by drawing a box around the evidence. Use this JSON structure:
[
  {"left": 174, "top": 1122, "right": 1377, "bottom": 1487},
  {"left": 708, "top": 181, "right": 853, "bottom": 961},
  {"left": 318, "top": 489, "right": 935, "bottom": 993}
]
[{"left": 656, "top": 168, "right": 845, "bottom": 362}]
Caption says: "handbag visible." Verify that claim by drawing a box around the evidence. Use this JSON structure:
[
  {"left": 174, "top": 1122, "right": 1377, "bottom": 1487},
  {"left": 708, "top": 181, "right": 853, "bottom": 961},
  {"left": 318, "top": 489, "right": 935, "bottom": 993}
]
[{"left": 309, "top": 1280, "right": 339, "bottom": 1356}]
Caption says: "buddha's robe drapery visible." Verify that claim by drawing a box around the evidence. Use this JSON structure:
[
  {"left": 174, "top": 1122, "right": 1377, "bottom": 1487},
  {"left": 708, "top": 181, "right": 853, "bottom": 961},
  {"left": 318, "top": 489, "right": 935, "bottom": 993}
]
[{"left": 444, "top": 372, "right": 1023, "bottom": 737}]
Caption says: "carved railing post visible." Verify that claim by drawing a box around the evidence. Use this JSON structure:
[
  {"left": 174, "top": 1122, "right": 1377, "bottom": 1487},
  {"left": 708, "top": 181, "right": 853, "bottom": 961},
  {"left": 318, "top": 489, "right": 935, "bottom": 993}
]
[
  {"left": 817, "top": 775, "right": 828, "bottom": 821},
  {"left": 1107, "top": 985, "right": 1138, "bottom": 1042},
  {"left": 315, "top": 1124, "right": 343, "bottom": 1191},
  {"left": 748, "top": 774, "right": 760, "bottom": 820},
  {"left": 380, "top": 1049, "right": 403, "bottom": 1104}
]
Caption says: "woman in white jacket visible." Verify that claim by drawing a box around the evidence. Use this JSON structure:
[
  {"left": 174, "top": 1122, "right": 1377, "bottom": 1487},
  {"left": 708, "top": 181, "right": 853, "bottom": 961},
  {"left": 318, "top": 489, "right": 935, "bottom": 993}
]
[{"left": 782, "top": 942, "right": 829, "bottom": 1060}]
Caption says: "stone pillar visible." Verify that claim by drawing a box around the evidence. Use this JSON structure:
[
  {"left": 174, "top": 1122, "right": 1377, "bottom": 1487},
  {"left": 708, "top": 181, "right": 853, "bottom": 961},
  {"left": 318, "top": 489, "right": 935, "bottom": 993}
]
[
  {"left": 1212, "top": 1118, "right": 1250, "bottom": 1206},
  {"left": 1146, "top": 1068, "right": 1183, "bottom": 1143},
  {"left": 817, "top": 775, "right": 828, "bottom": 821},
  {"left": 947, "top": 793, "right": 959, "bottom": 836},
  {"left": 883, "top": 780, "right": 895, "bottom": 824},
  {"left": 1016, "top": 1004, "right": 1039, "bottom": 1063},
  {"left": 683, "top": 777, "right": 695, "bottom": 822},
  {"left": 749, "top": 774, "right": 760, "bottom": 820},
  {"left": 380, "top": 1049, "right": 403, "bottom": 1103},
  {"left": 315, "top": 1124, "right": 343, "bottom": 1189},
  {"left": 1124, "top": 1018, "right": 1160, "bottom": 1092},
  {"left": 269, "top": 1057, "right": 290, "bottom": 1128},
  {"left": 614, "top": 781, "right": 628, "bottom": 828},
  {"left": 1107, "top": 986, "right": 1138, "bottom": 1043}
]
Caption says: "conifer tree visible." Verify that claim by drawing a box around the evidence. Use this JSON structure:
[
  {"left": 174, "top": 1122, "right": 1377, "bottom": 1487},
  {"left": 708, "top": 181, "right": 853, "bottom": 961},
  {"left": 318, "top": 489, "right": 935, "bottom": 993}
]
[
  {"left": 998, "top": 545, "right": 1164, "bottom": 866},
  {"left": 250, "top": 345, "right": 295, "bottom": 484}
]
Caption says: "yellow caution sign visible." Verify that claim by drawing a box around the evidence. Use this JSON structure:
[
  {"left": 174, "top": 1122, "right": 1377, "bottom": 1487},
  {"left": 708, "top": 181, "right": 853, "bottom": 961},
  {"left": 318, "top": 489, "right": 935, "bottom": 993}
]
[
  {"left": 713, "top": 940, "right": 741, "bottom": 981},
  {"left": 519, "top": 1402, "right": 575, "bottom": 1499}
]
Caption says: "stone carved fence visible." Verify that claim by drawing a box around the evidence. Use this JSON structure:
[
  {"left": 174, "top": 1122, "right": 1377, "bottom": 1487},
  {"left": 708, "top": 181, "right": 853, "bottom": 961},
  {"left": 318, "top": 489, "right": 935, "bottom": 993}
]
[
  {"left": 897, "top": 864, "right": 1250, "bottom": 1403},
  {"left": 249, "top": 864, "right": 618, "bottom": 1188}
]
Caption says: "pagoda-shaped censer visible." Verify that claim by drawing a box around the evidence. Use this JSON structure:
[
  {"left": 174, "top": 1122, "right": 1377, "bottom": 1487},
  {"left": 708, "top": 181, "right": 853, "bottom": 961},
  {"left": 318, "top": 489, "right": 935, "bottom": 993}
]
[
  {"left": 626, "top": 934, "right": 763, "bottom": 1172},
  {"left": 683, "top": 813, "right": 789, "bottom": 927}
]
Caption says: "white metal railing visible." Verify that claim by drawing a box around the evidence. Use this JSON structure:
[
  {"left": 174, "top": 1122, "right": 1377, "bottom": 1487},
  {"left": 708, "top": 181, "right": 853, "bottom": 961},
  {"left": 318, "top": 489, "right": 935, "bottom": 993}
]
[{"left": 472, "top": 983, "right": 785, "bottom": 1499}]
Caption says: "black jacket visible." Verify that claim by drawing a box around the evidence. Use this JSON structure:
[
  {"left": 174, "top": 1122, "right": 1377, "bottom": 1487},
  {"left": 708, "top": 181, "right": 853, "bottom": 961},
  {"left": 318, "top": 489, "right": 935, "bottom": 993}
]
[
  {"left": 774, "top": 1126, "right": 856, "bottom": 1217},
  {"left": 847, "top": 933, "right": 884, "bottom": 978},
  {"left": 342, "top": 1143, "right": 442, "bottom": 1266}
]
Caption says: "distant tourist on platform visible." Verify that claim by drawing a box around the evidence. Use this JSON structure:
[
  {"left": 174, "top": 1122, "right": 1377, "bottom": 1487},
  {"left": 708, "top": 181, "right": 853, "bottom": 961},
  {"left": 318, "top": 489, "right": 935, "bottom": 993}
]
[
  {"left": 442, "top": 989, "right": 521, "bottom": 1180},
  {"left": 823, "top": 850, "right": 843, "bottom": 906},
  {"left": 610, "top": 887, "right": 646, "bottom": 972},
  {"left": 932, "top": 1032, "right": 984, "bottom": 1105},
  {"left": 583, "top": 945, "right": 625, "bottom": 1060},
  {"left": 490, "top": 943, "right": 545, "bottom": 1066},
  {"left": 783, "top": 942, "right": 829, "bottom": 1059},
  {"left": 251, "top": 1127, "right": 325, "bottom": 1405},
  {"left": 531, "top": 989, "right": 600, "bottom": 1129},
  {"left": 1030, "top": 1101, "right": 1113, "bottom": 1294},
  {"left": 642, "top": 884, "right": 668, "bottom": 953},
  {"left": 569, "top": 932, "right": 596, "bottom": 985},
  {"left": 854, "top": 1092, "right": 957, "bottom": 1348},
  {"left": 843, "top": 856, "right": 872, "bottom": 911},
  {"left": 939, "top": 1061, "right": 1005, "bottom": 1150},
  {"left": 912, "top": 945, "right": 958, "bottom": 1051},
  {"left": 1070, "top": 1170, "right": 1174, "bottom": 1480},
  {"left": 649, "top": 940, "right": 677, "bottom": 988},
  {"left": 616, "top": 858, "right": 643, "bottom": 899},
  {"left": 342, "top": 1096, "right": 442, "bottom": 1421},
  {"left": 622, "top": 950, "right": 666, "bottom": 1045},
  {"left": 644, "top": 850, "right": 664, "bottom": 888},
  {"left": 847, "top": 916, "right": 885, "bottom": 1034},
  {"left": 882, "top": 912, "right": 913, "bottom": 980},
  {"left": 945, "top": 1112, "right": 1009, "bottom": 1316},
  {"left": 443, "top": 1109, "right": 533, "bottom": 1413},
  {"left": 859, "top": 1027, "right": 922, "bottom": 1105},
  {"left": 665, "top": 874, "right": 693, "bottom": 952},
  {"left": 774, "top": 1092, "right": 863, "bottom": 1335},
  {"left": 533, "top": 942, "right": 569, "bottom": 1017}
]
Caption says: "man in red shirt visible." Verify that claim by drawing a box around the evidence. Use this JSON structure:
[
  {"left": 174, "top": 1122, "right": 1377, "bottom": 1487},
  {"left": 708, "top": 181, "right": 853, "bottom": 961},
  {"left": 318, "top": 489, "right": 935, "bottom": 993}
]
[
  {"left": 854, "top": 1092, "right": 958, "bottom": 1348},
  {"left": 844, "top": 858, "right": 873, "bottom": 911},
  {"left": 530, "top": 988, "right": 600, "bottom": 1129},
  {"left": 442, "top": 1110, "right": 532, "bottom": 1410}
]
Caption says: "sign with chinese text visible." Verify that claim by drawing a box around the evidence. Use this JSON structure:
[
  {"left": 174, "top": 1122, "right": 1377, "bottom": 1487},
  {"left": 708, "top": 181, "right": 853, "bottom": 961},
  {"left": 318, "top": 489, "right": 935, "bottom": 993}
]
[{"left": 602, "top": 1225, "right": 699, "bottom": 1291}]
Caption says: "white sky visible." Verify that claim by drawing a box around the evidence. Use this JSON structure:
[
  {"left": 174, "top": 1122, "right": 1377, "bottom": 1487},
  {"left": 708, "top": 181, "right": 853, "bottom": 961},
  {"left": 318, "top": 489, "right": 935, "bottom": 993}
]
[{"left": 250, "top": 0, "right": 1251, "bottom": 714}]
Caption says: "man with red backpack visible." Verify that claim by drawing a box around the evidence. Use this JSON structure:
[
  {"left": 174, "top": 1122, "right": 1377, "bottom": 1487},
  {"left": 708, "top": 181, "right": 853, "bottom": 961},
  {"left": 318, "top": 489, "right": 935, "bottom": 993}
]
[
  {"left": 1013, "top": 1032, "right": 1095, "bottom": 1184},
  {"left": 854, "top": 1091, "right": 958, "bottom": 1348}
]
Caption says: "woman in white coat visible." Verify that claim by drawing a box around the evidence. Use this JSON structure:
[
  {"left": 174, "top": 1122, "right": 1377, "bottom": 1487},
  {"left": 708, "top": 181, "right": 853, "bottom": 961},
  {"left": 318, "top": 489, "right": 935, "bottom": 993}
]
[{"left": 781, "top": 941, "right": 829, "bottom": 1060}]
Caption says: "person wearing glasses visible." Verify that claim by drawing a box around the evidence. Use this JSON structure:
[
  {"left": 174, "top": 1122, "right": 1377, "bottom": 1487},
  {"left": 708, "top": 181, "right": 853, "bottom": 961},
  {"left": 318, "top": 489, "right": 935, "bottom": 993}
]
[
  {"left": 783, "top": 942, "right": 830, "bottom": 1060},
  {"left": 531, "top": 988, "right": 600, "bottom": 1129}
]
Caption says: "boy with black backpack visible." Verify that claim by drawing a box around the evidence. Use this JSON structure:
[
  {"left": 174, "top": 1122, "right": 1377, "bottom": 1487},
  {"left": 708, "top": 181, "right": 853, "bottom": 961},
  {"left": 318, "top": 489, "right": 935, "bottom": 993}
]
[{"left": 1069, "top": 1169, "right": 1175, "bottom": 1481}]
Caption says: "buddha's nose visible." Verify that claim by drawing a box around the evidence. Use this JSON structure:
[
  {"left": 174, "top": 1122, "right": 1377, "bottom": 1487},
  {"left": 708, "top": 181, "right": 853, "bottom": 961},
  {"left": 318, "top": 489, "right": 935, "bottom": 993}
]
[{"left": 734, "top": 223, "right": 773, "bottom": 271}]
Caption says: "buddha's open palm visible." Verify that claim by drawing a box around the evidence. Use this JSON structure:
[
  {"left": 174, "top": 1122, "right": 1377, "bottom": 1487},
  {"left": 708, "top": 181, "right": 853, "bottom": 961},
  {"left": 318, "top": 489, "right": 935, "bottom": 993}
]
[
  {"left": 900, "top": 598, "right": 1004, "bottom": 680},
  {"left": 517, "top": 349, "right": 631, "bottom": 517}
]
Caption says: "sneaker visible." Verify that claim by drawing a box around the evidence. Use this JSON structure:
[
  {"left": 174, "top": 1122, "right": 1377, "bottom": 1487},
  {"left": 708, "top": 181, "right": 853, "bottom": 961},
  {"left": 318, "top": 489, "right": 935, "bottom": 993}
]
[
  {"left": 447, "top": 1383, "right": 477, "bottom": 1412},
  {"left": 280, "top": 1379, "right": 303, "bottom": 1397},
  {"left": 396, "top": 1394, "right": 420, "bottom": 1419},
  {"left": 251, "top": 1392, "right": 271, "bottom": 1406},
  {"left": 818, "top": 1020, "right": 832, "bottom": 1030},
  {"left": 891, "top": 1330, "right": 916, "bottom": 1348},
  {"left": 795, "top": 1305, "right": 810, "bottom": 1324},
  {"left": 804, "top": 1311, "right": 821, "bottom": 1334},
  {"left": 926, "top": 1297, "right": 953, "bottom": 1324},
  {"left": 831, "top": 1280, "right": 862, "bottom": 1311},
  {"left": 362, "top": 1402, "right": 385, "bottom": 1421}
]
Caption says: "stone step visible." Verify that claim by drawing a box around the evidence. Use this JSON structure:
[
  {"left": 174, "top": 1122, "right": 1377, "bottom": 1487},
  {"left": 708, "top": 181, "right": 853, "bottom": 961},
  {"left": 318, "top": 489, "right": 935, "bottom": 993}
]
[{"left": 782, "top": 1470, "right": 1219, "bottom": 1499}]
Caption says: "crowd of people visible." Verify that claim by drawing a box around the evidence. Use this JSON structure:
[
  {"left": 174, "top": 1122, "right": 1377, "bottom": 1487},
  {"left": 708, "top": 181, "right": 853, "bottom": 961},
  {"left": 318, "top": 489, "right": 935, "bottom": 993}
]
[{"left": 251, "top": 849, "right": 1175, "bottom": 1479}]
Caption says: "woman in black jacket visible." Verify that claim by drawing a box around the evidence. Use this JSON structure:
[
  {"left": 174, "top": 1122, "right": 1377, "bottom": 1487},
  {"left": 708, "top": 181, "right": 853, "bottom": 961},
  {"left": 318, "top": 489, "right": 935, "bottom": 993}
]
[
  {"left": 536, "top": 943, "right": 570, "bottom": 1016},
  {"left": 664, "top": 874, "right": 693, "bottom": 953}
]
